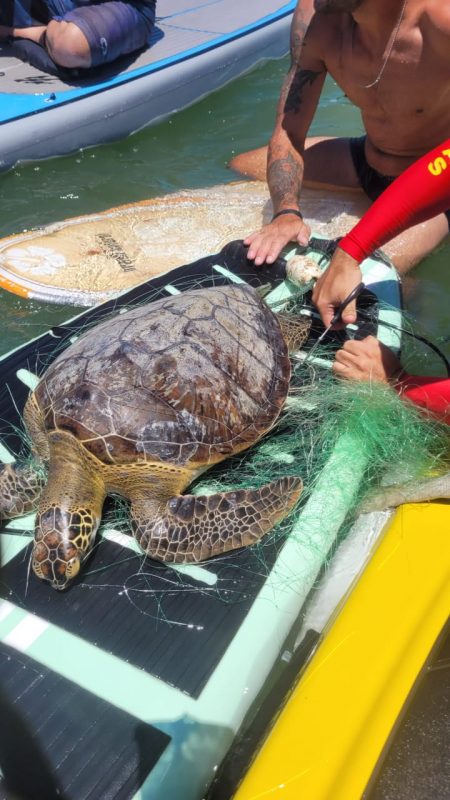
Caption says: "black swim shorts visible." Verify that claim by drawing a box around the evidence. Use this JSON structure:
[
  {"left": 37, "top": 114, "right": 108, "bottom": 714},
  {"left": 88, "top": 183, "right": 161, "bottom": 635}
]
[{"left": 349, "top": 135, "right": 450, "bottom": 230}]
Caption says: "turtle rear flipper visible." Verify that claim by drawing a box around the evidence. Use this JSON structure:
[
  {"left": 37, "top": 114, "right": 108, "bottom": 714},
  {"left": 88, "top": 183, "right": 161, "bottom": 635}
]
[
  {"left": 0, "top": 463, "right": 45, "bottom": 521},
  {"left": 131, "top": 476, "right": 303, "bottom": 564}
]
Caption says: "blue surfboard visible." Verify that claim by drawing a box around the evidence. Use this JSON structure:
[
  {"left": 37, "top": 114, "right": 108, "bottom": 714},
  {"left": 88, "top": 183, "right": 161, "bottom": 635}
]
[{"left": 0, "top": 0, "right": 295, "bottom": 169}]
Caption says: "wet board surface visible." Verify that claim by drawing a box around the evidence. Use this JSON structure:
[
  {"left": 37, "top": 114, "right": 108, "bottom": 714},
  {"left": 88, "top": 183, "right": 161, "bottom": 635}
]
[{"left": 0, "top": 181, "right": 370, "bottom": 305}]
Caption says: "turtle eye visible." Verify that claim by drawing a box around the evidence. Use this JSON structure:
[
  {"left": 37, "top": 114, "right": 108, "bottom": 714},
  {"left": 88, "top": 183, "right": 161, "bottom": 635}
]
[
  {"left": 32, "top": 559, "right": 43, "bottom": 578},
  {"left": 66, "top": 556, "right": 80, "bottom": 579}
]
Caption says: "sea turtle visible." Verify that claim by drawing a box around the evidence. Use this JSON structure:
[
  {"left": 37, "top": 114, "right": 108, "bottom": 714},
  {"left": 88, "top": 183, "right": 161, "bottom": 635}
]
[{"left": 0, "top": 284, "right": 311, "bottom": 590}]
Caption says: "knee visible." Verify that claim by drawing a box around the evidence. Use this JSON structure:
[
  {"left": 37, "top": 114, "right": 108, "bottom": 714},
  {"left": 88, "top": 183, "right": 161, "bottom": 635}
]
[
  {"left": 45, "top": 20, "right": 91, "bottom": 68},
  {"left": 229, "top": 147, "right": 268, "bottom": 181}
]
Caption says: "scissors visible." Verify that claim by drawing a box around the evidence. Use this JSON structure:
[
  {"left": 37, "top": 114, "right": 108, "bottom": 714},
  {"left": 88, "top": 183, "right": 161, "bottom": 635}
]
[{"left": 305, "top": 281, "right": 365, "bottom": 363}]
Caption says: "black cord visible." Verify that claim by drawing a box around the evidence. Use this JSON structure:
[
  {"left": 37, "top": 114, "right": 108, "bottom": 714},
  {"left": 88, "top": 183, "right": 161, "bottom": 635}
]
[{"left": 357, "top": 309, "right": 450, "bottom": 377}]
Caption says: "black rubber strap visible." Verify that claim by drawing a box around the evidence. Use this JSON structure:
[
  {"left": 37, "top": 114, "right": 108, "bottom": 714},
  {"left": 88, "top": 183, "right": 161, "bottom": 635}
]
[{"left": 271, "top": 209, "right": 303, "bottom": 222}]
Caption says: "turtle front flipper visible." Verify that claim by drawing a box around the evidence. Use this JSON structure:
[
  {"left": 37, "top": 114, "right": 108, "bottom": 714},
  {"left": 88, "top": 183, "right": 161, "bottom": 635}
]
[
  {"left": 32, "top": 431, "right": 106, "bottom": 590},
  {"left": 0, "top": 463, "right": 45, "bottom": 521},
  {"left": 130, "top": 476, "right": 303, "bottom": 564},
  {"left": 0, "top": 393, "right": 48, "bottom": 522}
]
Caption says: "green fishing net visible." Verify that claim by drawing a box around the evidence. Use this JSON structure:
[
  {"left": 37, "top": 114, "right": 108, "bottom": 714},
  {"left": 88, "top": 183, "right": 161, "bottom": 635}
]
[{"left": 91, "top": 332, "right": 450, "bottom": 603}]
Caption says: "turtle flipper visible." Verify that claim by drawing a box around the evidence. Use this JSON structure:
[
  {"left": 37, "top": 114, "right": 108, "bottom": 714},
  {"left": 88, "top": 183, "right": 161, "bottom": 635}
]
[
  {"left": 0, "top": 463, "right": 45, "bottom": 521},
  {"left": 0, "top": 394, "right": 48, "bottom": 522},
  {"left": 130, "top": 476, "right": 303, "bottom": 563}
]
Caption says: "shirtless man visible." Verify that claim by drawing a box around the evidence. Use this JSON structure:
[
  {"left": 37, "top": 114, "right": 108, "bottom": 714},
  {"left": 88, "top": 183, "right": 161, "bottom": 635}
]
[
  {"left": 233, "top": 0, "right": 450, "bottom": 273},
  {"left": 0, "top": 1, "right": 155, "bottom": 70}
]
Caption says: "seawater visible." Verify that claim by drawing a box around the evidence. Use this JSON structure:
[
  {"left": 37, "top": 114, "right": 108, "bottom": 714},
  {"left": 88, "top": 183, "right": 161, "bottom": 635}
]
[{"left": 1, "top": 57, "right": 449, "bottom": 371}]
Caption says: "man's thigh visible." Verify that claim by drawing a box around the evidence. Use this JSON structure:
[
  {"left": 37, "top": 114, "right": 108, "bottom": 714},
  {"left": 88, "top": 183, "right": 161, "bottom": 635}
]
[
  {"left": 229, "top": 136, "right": 362, "bottom": 188},
  {"left": 303, "top": 136, "right": 362, "bottom": 191},
  {"left": 385, "top": 214, "right": 450, "bottom": 273}
]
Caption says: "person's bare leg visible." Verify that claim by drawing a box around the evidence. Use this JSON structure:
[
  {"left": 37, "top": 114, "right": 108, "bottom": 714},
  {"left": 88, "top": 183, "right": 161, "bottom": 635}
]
[
  {"left": 229, "top": 146, "right": 268, "bottom": 181},
  {"left": 230, "top": 136, "right": 362, "bottom": 187},
  {"left": 0, "top": 25, "right": 47, "bottom": 45},
  {"left": 45, "top": 19, "right": 91, "bottom": 68},
  {"left": 0, "top": 20, "right": 91, "bottom": 68},
  {"left": 0, "top": 18, "right": 91, "bottom": 68},
  {"left": 302, "top": 136, "right": 362, "bottom": 190},
  {"left": 384, "top": 215, "right": 449, "bottom": 273}
]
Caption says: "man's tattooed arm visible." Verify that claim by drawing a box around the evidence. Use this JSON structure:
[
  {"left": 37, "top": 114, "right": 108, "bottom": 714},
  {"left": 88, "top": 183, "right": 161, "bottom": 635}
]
[
  {"left": 267, "top": 150, "right": 303, "bottom": 210},
  {"left": 277, "top": 1, "right": 315, "bottom": 108},
  {"left": 290, "top": 2, "right": 311, "bottom": 67},
  {"left": 266, "top": 2, "right": 316, "bottom": 209},
  {"left": 264, "top": 2, "right": 328, "bottom": 217}
]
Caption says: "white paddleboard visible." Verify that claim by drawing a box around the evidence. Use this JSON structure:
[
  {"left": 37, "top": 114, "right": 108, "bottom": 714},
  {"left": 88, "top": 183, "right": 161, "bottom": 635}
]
[{"left": 0, "top": 181, "right": 370, "bottom": 306}]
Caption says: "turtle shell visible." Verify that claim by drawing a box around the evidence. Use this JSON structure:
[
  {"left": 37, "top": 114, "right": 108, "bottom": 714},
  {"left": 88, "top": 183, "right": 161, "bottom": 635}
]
[{"left": 34, "top": 285, "right": 291, "bottom": 468}]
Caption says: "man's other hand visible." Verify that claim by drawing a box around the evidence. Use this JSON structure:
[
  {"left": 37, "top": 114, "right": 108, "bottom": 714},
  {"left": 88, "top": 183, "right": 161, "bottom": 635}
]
[{"left": 333, "top": 336, "right": 402, "bottom": 384}]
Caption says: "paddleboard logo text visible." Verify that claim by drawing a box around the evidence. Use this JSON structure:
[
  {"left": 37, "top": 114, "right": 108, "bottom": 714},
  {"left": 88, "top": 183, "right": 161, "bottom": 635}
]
[{"left": 95, "top": 233, "right": 136, "bottom": 272}]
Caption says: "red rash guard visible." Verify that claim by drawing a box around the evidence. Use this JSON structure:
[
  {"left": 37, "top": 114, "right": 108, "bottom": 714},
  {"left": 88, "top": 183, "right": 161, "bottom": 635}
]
[
  {"left": 339, "top": 138, "right": 450, "bottom": 263},
  {"left": 339, "top": 139, "right": 450, "bottom": 421},
  {"left": 395, "top": 374, "right": 450, "bottom": 421}
]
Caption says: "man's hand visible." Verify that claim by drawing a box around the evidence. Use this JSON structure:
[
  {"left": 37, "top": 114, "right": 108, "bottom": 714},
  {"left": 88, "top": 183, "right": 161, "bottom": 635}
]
[
  {"left": 245, "top": 213, "right": 311, "bottom": 266},
  {"left": 333, "top": 336, "right": 402, "bottom": 384},
  {"left": 312, "top": 247, "right": 363, "bottom": 328}
]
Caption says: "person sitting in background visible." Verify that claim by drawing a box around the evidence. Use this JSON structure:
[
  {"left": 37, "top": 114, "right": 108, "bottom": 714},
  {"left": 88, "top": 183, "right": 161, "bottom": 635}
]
[
  {"left": 312, "top": 138, "right": 450, "bottom": 422},
  {"left": 0, "top": 0, "right": 156, "bottom": 71}
]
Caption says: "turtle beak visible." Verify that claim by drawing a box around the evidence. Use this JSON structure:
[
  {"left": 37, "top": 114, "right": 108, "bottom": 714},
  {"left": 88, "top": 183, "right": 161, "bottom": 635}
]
[
  {"left": 51, "top": 577, "right": 71, "bottom": 592},
  {"left": 50, "top": 553, "right": 81, "bottom": 590}
]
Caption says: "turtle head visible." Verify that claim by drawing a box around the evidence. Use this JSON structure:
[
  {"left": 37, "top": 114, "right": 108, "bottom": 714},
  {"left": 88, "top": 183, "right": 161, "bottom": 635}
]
[{"left": 32, "top": 505, "right": 97, "bottom": 590}]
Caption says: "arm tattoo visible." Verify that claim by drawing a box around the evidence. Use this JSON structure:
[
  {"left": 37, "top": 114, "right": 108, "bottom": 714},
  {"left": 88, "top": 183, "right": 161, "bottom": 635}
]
[
  {"left": 284, "top": 69, "right": 321, "bottom": 115},
  {"left": 290, "top": 11, "right": 310, "bottom": 66},
  {"left": 268, "top": 151, "right": 303, "bottom": 209}
]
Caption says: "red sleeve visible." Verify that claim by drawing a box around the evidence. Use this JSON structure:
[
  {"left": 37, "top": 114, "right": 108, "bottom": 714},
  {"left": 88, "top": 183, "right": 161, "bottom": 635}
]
[
  {"left": 339, "top": 139, "right": 450, "bottom": 263},
  {"left": 395, "top": 373, "right": 450, "bottom": 423}
]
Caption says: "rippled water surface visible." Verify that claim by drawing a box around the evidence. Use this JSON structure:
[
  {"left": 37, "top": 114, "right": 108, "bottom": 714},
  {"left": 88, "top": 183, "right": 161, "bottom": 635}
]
[{"left": 1, "top": 57, "right": 449, "bottom": 369}]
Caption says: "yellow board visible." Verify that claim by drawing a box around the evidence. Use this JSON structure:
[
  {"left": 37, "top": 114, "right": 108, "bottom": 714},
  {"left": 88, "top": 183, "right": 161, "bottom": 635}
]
[
  {"left": 234, "top": 502, "right": 450, "bottom": 800},
  {"left": 0, "top": 182, "right": 369, "bottom": 305}
]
